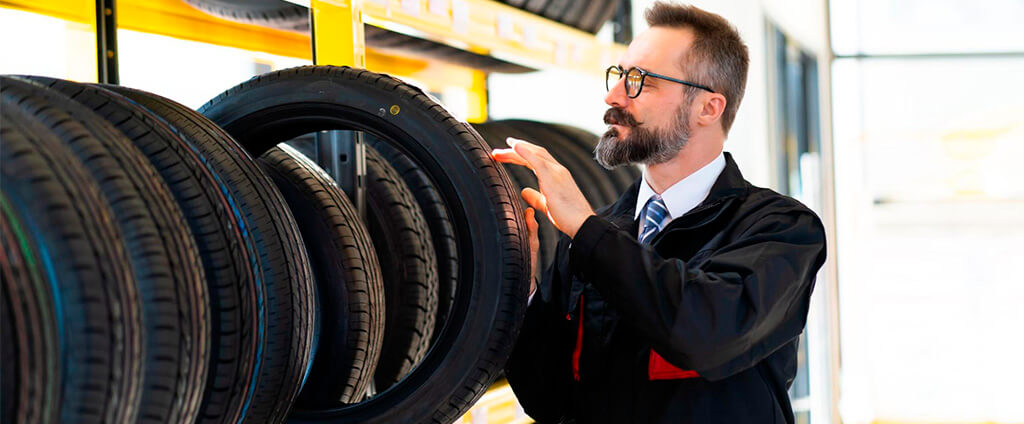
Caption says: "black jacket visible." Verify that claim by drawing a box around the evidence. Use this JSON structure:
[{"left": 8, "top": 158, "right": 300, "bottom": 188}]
[{"left": 505, "top": 153, "right": 827, "bottom": 424}]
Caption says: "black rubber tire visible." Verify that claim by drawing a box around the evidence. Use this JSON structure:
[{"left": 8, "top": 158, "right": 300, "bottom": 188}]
[
  {"left": 362, "top": 145, "right": 439, "bottom": 391},
  {"left": 197, "top": 65, "right": 530, "bottom": 423},
  {"left": 1, "top": 77, "right": 143, "bottom": 424},
  {"left": 87, "top": 84, "right": 262, "bottom": 424},
  {"left": 365, "top": 136, "right": 458, "bottom": 347},
  {"left": 21, "top": 76, "right": 211, "bottom": 424},
  {"left": 587, "top": 0, "right": 621, "bottom": 33},
  {"left": 471, "top": 123, "right": 560, "bottom": 273},
  {"left": 184, "top": 0, "right": 308, "bottom": 31},
  {"left": 362, "top": 26, "right": 535, "bottom": 74},
  {"left": 524, "top": 0, "right": 550, "bottom": 14},
  {"left": 558, "top": 0, "right": 591, "bottom": 31},
  {"left": 540, "top": 0, "right": 574, "bottom": 22},
  {"left": 0, "top": 165, "right": 62, "bottom": 424},
  {"left": 0, "top": 284, "right": 18, "bottom": 424},
  {"left": 578, "top": 0, "right": 613, "bottom": 33},
  {"left": 102, "top": 86, "right": 316, "bottom": 424},
  {"left": 257, "top": 145, "right": 386, "bottom": 406}
]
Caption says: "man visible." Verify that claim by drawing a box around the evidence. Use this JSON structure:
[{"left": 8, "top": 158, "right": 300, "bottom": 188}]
[{"left": 490, "top": 2, "right": 827, "bottom": 423}]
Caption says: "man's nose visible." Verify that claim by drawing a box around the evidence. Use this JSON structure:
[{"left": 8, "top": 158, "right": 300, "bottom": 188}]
[{"left": 604, "top": 76, "right": 629, "bottom": 108}]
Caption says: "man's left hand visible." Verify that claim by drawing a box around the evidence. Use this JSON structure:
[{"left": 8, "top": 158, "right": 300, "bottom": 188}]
[{"left": 491, "top": 137, "right": 595, "bottom": 239}]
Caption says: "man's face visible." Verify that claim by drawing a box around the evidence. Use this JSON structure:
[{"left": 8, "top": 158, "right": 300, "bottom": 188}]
[{"left": 596, "top": 27, "right": 698, "bottom": 169}]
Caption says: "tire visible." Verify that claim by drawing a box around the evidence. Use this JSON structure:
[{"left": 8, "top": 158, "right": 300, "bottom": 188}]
[
  {"left": 365, "top": 136, "right": 458, "bottom": 348},
  {"left": 102, "top": 85, "right": 316, "bottom": 424},
  {"left": 0, "top": 172, "right": 62, "bottom": 424},
  {"left": 558, "top": 0, "right": 591, "bottom": 31},
  {"left": 362, "top": 145, "right": 439, "bottom": 391},
  {"left": 183, "top": 0, "right": 536, "bottom": 73},
  {"left": 586, "top": 0, "right": 621, "bottom": 33},
  {"left": 540, "top": 0, "right": 574, "bottom": 22},
  {"left": 21, "top": 76, "right": 211, "bottom": 424},
  {"left": 184, "top": 0, "right": 308, "bottom": 31},
  {"left": 470, "top": 123, "right": 560, "bottom": 273},
  {"left": 1, "top": 77, "right": 143, "bottom": 424},
  {"left": 578, "top": 0, "right": 612, "bottom": 33},
  {"left": 0, "top": 285, "right": 18, "bottom": 424},
  {"left": 524, "top": 0, "right": 550, "bottom": 14},
  {"left": 257, "top": 145, "right": 385, "bottom": 406},
  {"left": 84, "top": 84, "right": 261, "bottom": 424},
  {"left": 197, "top": 65, "right": 530, "bottom": 423},
  {"left": 363, "top": 26, "right": 535, "bottom": 74}
]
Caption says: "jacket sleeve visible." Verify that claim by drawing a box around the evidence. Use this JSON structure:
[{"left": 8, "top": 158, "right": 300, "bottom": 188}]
[
  {"left": 504, "top": 236, "right": 576, "bottom": 423},
  {"left": 568, "top": 209, "right": 826, "bottom": 381}
]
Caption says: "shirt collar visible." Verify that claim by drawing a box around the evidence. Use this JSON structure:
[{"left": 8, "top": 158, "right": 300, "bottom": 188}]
[{"left": 634, "top": 151, "right": 727, "bottom": 221}]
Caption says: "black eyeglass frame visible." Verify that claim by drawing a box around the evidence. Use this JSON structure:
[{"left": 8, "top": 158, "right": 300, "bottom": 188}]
[{"left": 606, "top": 65, "right": 716, "bottom": 98}]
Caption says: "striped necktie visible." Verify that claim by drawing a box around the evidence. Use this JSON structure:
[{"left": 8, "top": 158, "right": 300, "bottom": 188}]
[{"left": 639, "top": 195, "right": 669, "bottom": 245}]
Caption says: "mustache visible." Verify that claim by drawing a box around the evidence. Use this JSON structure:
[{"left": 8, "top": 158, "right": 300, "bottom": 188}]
[{"left": 603, "top": 107, "right": 641, "bottom": 127}]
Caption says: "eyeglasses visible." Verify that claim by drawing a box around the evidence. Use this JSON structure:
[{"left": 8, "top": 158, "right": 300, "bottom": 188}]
[{"left": 605, "top": 65, "right": 715, "bottom": 98}]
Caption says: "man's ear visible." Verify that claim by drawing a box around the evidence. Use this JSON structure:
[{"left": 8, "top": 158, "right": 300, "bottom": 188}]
[{"left": 696, "top": 93, "right": 727, "bottom": 128}]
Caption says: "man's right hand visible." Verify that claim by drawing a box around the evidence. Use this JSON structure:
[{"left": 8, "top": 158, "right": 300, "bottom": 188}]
[{"left": 525, "top": 206, "right": 540, "bottom": 298}]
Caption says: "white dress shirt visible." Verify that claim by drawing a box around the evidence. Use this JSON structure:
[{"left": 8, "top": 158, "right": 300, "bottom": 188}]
[
  {"left": 528, "top": 151, "right": 727, "bottom": 303},
  {"left": 634, "top": 151, "right": 727, "bottom": 237}
]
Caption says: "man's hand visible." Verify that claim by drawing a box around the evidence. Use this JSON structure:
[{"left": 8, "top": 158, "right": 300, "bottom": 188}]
[
  {"left": 525, "top": 207, "right": 539, "bottom": 297},
  {"left": 491, "top": 137, "right": 595, "bottom": 239}
]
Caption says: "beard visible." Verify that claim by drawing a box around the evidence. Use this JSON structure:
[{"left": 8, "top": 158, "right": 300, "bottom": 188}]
[{"left": 594, "top": 104, "right": 691, "bottom": 169}]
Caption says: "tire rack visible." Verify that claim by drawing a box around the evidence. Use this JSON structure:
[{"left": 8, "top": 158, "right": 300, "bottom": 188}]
[{"left": 0, "top": 1, "right": 627, "bottom": 422}]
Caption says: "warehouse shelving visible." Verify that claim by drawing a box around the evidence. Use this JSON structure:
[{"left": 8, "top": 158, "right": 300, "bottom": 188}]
[
  {"left": 0, "top": 0, "right": 626, "bottom": 122},
  {"left": 0, "top": 1, "right": 627, "bottom": 422}
]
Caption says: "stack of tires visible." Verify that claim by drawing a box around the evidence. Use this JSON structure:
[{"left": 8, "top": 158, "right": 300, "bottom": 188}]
[
  {"left": 498, "top": 0, "right": 623, "bottom": 34},
  {"left": 182, "top": 0, "right": 536, "bottom": 74},
  {"left": 184, "top": 0, "right": 621, "bottom": 35},
  {"left": 1, "top": 66, "right": 530, "bottom": 424},
  {"left": 473, "top": 119, "right": 640, "bottom": 270}
]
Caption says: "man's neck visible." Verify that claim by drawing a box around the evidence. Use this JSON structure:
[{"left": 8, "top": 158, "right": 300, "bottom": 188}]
[{"left": 644, "top": 137, "right": 724, "bottom": 194}]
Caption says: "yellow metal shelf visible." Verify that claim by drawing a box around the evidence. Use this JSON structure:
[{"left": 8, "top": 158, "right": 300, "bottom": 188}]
[
  {"left": 3, "top": 0, "right": 622, "bottom": 123},
  {"left": 1, "top": 0, "right": 624, "bottom": 78},
  {"left": 457, "top": 378, "right": 533, "bottom": 424}
]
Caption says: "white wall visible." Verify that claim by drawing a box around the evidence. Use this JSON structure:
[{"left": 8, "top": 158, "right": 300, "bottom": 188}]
[{"left": 490, "top": 0, "right": 829, "bottom": 189}]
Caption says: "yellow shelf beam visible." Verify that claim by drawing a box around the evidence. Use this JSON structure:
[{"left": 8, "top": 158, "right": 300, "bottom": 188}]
[
  {"left": 1, "top": 0, "right": 471, "bottom": 92},
  {"left": 2, "top": 0, "right": 625, "bottom": 78}
]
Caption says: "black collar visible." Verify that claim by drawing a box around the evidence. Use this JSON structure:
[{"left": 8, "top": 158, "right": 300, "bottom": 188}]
[{"left": 599, "top": 152, "right": 750, "bottom": 229}]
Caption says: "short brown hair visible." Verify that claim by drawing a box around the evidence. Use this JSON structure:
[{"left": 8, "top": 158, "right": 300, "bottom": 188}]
[{"left": 645, "top": 2, "right": 749, "bottom": 134}]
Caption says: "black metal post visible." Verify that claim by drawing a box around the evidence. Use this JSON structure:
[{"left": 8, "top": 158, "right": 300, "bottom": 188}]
[
  {"left": 96, "top": 0, "right": 119, "bottom": 84},
  {"left": 314, "top": 130, "right": 366, "bottom": 220}
]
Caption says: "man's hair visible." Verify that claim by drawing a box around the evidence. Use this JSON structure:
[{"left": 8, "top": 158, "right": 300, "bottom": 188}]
[{"left": 645, "top": 2, "right": 749, "bottom": 134}]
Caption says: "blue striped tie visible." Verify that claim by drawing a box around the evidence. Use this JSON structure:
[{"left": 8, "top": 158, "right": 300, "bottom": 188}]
[{"left": 639, "top": 195, "right": 669, "bottom": 245}]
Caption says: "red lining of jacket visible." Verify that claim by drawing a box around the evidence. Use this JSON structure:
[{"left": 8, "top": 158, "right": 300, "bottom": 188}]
[
  {"left": 571, "top": 293, "right": 699, "bottom": 381},
  {"left": 571, "top": 294, "right": 583, "bottom": 381},
  {"left": 648, "top": 349, "right": 700, "bottom": 380}
]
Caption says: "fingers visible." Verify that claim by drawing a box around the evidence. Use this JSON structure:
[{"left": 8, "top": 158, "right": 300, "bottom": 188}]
[
  {"left": 490, "top": 148, "right": 531, "bottom": 168},
  {"left": 507, "top": 137, "right": 558, "bottom": 170},
  {"left": 525, "top": 206, "right": 539, "bottom": 233},
  {"left": 521, "top": 188, "right": 548, "bottom": 216},
  {"left": 524, "top": 207, "right": 540, "bottom": 294}
]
